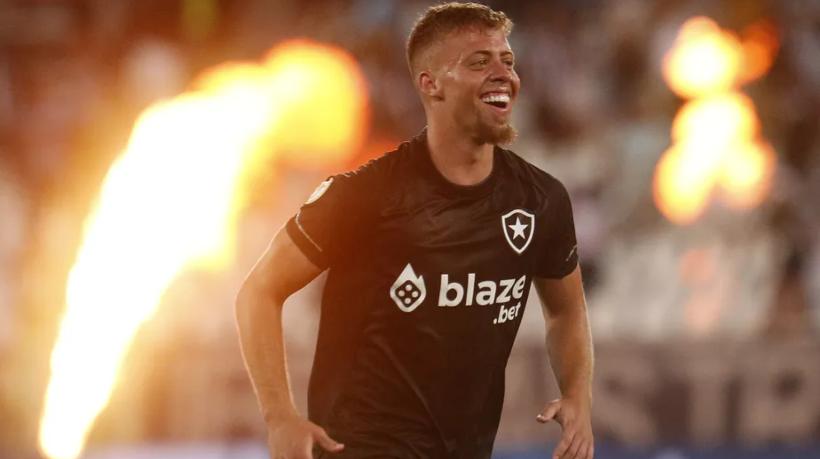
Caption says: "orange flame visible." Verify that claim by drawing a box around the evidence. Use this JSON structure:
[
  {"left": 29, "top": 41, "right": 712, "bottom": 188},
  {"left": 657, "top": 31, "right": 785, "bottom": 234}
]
[
  {"left": 662, "top": 17, "right": 744, "bottom": 99},
  {"left": 671, "top": 93, "right": 760, "bottom": 147},
  {"left": 653, "top": 144, "right": 718, "bottom": 225},
  {"left": 38, "top": 40, "right": 368, "bottom": 459},
  {"left": 739, "top": 19, "right": 780, "bottom": 83},
  {"left": 655, "top": 17, "right": 779, "bottom": 224},
  {"left": 718, "top": 140, "right": 776, "bottom": 209}
]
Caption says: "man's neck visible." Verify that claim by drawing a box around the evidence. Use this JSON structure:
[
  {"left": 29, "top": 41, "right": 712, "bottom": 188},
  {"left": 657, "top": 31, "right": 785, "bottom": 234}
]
[{"left": 426, "top": 123, "right": 494, "bottom": 186}]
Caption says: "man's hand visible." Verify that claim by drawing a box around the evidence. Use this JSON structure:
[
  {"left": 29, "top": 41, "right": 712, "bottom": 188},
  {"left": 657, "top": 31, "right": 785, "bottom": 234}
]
[
  {"left": 536, "top": 397, "right": 593, "bottom": 459},
  {"left": 267, "top": 415, "right": 344, "bottom": 459}
]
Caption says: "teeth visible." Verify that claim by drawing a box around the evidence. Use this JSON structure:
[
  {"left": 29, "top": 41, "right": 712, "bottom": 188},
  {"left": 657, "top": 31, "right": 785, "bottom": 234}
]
[{"left": 481, "top": 93, "right": 510, "bottom": 104}]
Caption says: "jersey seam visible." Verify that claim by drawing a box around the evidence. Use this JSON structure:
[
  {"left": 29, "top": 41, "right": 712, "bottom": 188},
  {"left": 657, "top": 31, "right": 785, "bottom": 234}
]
[{"left": 295, "top": 212, "right": 324, "bottom": 253}]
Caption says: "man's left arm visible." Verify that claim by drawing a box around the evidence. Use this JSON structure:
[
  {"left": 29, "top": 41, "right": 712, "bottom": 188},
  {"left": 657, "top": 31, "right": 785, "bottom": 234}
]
[{"left": 533, "top": 267, "right": 594, "bottom": 459}]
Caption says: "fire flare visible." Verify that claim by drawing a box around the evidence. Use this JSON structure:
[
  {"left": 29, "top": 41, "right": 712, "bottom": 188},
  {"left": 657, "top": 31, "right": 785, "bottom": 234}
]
[
  {"left": 655, "top": 17, "right": 779, "bottom": 224},
  {"left": 38, "top": 40, "right": 368, "bottom": 459}
]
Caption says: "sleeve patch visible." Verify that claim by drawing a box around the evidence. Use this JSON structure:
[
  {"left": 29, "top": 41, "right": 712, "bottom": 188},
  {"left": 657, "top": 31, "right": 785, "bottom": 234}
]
[{"left": 305, "top": 177, "right": 333, "bottom": 205}]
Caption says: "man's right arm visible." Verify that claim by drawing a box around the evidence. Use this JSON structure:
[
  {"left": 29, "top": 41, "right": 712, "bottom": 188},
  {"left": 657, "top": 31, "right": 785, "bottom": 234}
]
[
  {"left": 235, "top": 226, "right": 343, "bottom": 457},
  {"left": 236, "top": 225, "right": 320, "bottom": 424},
  {"left": 238, "top": 162, "right": 379, "bottom": 457}
]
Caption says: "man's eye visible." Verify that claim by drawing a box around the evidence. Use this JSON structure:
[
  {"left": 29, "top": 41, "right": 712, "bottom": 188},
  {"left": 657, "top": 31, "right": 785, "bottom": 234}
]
[{"left": 474, "top": 59, "right": 487, "bottom": 66}]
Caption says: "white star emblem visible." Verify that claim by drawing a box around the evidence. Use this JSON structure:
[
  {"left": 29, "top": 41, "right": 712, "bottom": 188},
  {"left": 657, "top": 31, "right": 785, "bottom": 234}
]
[
  {"left": 502, "top": 209, "right": 535, "bottom": 255},
  {"left": 508, "top": 218, "right": 528, "bottom": 240}
]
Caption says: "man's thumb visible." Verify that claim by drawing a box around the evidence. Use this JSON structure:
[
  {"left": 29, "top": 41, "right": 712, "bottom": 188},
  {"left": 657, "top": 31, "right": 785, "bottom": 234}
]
[
  {"left": 314, "top": 427, "right": 345, "bottom": 452},
  {"left": 536, "top": 399, "right": 561, "bottom": 424}
]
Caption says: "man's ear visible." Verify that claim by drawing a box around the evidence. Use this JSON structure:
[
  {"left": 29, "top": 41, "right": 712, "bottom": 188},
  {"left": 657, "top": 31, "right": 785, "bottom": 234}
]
[{"left": 418, "top": 71, "right": 443, "bottom": 100}]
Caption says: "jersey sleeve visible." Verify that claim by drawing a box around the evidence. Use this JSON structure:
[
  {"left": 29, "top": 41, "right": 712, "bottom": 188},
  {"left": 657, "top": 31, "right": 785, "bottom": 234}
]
[
  {"left": 534, "top": 179, "right": 579, "bottom": 279},
  {"left": 285, "top": 162, "right": 381, "bottom": 270}
]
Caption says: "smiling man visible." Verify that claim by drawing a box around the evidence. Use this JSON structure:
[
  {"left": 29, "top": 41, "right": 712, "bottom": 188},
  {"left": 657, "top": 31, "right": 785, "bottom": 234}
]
[{"left": 235, "top": 3, "right": 594, "bottom": 459}]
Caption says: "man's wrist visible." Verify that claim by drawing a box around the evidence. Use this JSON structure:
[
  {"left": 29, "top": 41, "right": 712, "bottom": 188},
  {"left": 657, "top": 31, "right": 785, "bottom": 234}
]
[
  {"left": 263, "top": 406, "right": 301, "bottom": 428},
  {"left": 562, "top": 387, "right": 592, "bottom": 408}
]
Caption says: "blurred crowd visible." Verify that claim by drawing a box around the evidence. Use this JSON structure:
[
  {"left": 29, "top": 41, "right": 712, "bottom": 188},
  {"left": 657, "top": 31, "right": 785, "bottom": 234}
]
[
  {"left": 1, "top": 0, "right": 820, "bottom": 454},
  {"left": 2, "top": 0, "right": 818, "bottom": 345}
]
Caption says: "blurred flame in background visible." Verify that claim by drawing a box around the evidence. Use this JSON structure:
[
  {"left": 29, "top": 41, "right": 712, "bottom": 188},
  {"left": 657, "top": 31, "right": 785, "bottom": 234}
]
[
  {"left": 656, "top": 17, "right": 779, "bottom": 224},
  {"left": 662, "top": 17, "right": 744, "bottom": 99},
  {"left": 38, "top": 40, "right": 368, "bottom": 459}
]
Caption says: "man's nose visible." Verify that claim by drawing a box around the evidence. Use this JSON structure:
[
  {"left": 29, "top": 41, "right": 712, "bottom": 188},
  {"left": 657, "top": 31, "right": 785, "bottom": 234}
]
[{"left": 489, "top": 60, "right": 513, "bottom": 81}]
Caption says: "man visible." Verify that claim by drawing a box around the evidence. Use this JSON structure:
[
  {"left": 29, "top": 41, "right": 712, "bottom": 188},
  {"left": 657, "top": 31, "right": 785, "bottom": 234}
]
[{"left": 236, "top": 3, "right": 594, "bottom": 459}]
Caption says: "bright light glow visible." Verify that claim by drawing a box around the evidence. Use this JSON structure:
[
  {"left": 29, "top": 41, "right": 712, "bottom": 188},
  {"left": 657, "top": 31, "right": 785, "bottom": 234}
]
[
  {"left": 655, "top": 17, "right": 779, "bottom": 224},
  {"left": 653, "top": 144, "right": 718, "bottom": 225},
  {"left": 718, "top": 141, "right": 776, "bottom": 209},
  {"left": 38, "top": 40, "right": 367, "bottom": 459},
  {"left": 671, "top": 93, "right": 759, "bottom": 148},
  {"left": 662, "top": 17, "right": 744, "bottom": 99}
]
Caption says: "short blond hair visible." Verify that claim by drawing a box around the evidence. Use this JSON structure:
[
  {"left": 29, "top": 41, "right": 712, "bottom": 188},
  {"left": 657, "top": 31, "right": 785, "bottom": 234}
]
[{"left": 406, "top": 2, "right": 513, "bottom": 75}]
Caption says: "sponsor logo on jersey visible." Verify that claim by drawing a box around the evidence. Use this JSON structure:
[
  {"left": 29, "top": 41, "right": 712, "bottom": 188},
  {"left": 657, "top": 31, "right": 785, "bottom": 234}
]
[
  {"left": 389, "top": 266, "right": 526, "bottom": 324},
  {"left": 439, "top": 273, "right": 527, "bottom": 325},
  {"left": 502, "top": 209, "right": 535, "bottom": 254},
  {"left": 305, "top": 178, "right": 333, "bottom": 205},
  {"left": 390, "top": 263, "right": 426, "bottom": 312},
  {"left": 438, "top": 274, "right": 526, "bottom": 306}
]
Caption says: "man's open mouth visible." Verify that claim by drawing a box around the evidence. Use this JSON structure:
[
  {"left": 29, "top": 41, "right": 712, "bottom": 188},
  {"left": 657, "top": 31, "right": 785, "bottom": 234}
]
[{"left": 481, "top": 93, "right": 511, "bottom": 109}]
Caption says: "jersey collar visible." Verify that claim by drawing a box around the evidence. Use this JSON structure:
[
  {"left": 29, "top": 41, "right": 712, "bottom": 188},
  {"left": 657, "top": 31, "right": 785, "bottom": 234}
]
[{"left": 411, "top": 127, "right": 502, "bottom": 198}]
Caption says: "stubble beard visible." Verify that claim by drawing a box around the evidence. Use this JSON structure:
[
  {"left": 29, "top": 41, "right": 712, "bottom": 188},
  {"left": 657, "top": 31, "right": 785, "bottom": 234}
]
[
  {"left": 468, "top": 97, "right": 518, "bottom": 145},
  {"left": 473, "top": 118, "right": 517, "bottom": 146},
  {"left": 451, "top": 100, "right": 519, "bottom": 146}
]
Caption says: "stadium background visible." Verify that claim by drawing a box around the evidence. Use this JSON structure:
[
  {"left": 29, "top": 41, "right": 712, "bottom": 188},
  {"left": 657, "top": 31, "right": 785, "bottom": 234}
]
[{"left": 0, "top": 0, "right": 819, "bottom": 458}]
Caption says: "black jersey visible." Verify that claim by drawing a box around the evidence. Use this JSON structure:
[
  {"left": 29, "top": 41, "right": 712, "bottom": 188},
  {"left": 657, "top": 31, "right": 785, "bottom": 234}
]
[{"left": 285, "top": 128, "right": 579, "bottom": 459}]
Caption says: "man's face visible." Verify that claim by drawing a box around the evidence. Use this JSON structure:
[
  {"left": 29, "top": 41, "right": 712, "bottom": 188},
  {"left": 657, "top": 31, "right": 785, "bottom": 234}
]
[{"left": 431, "top": 27, "right": 521, "bottom": 145}]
